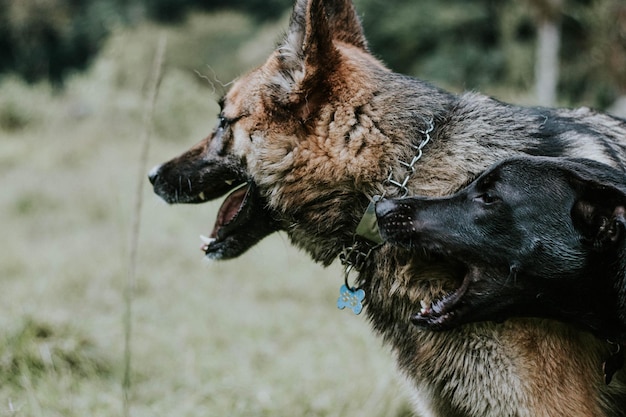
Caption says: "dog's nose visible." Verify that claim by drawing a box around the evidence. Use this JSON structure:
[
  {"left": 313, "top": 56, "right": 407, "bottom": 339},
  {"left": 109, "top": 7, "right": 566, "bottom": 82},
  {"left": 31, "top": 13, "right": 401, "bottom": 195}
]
[
  {"left": 375, "top": 198, "right": 398, "bottom": 219},
  {"left": 148, "top": 164, "right": 161, "bottom": 185}
]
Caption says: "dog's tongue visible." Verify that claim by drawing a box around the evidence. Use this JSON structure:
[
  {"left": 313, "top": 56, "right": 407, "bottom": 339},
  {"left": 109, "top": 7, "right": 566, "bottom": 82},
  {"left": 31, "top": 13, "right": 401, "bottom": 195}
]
[{"left": 210, "top": 184, "right": 250, "bottom": 239}]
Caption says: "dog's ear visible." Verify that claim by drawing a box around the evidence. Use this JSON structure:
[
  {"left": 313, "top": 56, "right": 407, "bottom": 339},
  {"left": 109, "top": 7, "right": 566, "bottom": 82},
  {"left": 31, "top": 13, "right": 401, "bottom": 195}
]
[
  {"left": 320, "top": 0, "right": 368, "bottom": 50},
  {"left": 284, "top": 0, "right": 367, "bottom": 56},
  {"left": 574, "top": 199, "right": 626, "bottom": 247},
  {"left": 568, "top": 162, "right": 626, "bottom": 247},
  {"left": 274, "top": 0, "right": 366, "bottom": 118}
]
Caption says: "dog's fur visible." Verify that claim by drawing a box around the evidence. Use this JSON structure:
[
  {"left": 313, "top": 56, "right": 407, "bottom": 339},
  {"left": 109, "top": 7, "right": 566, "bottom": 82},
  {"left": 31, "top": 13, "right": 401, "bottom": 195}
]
[
  {"left": 149, "top": 0, "right": 626, "bottom": 415},
  {"left": 376, "top": 156, "right": 626, "bottom": 344}
]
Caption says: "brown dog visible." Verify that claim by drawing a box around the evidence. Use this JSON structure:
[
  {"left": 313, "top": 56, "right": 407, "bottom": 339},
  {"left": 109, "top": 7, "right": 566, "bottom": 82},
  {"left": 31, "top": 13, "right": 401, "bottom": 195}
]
[{"left": 149, "top": 0, "right": 626, "bottom": 415}]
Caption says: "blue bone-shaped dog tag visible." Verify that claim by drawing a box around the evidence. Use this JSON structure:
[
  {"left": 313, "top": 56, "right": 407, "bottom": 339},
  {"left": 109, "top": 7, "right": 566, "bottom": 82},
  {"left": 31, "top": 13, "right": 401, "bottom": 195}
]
[{"left": 337, "top": 284, "right": 365, "bottom": 315}]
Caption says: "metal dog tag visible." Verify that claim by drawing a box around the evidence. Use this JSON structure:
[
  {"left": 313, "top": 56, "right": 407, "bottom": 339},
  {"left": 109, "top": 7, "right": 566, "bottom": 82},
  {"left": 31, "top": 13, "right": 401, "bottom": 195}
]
[{"left": 337, "top": 284, "right": 365, "bottom": 315}]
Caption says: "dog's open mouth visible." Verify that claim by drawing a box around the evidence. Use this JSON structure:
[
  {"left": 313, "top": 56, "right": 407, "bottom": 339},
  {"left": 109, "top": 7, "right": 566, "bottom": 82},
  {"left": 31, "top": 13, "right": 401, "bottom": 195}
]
[
  {"left": 376, "top": 199, "right": 483, "bottom": 329},
  {"left": 201, "top": 182, "right": 250, "bottom": 251},
  {"left": 411, "top": 263, "right": 476, "bottom": 330},
  {"left": 149, "top": 156, "right": 281, "bottom": 259},
  {"left": 199, "top": 181, "right": 281, "bottom": 260}
]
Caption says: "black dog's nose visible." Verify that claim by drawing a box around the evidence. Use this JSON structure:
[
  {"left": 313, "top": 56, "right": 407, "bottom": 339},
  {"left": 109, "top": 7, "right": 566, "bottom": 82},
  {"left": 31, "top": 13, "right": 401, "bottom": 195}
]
[
  {"left": 148, "top": 165, "right": 161, "bottom": 185},
  {"left": 375, "top": 198, "right": 399, "bottom": 219}
]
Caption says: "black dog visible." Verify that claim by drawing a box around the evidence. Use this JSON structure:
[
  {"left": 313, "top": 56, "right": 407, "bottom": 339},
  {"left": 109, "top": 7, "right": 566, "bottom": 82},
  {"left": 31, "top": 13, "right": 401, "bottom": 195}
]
[{"left": 376, "top": 156, "right": 626, "bottom": 344}]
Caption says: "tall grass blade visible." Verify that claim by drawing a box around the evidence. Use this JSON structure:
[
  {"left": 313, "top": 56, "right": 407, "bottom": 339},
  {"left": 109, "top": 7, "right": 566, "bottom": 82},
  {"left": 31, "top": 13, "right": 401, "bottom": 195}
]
[{"left": 124, "top": 34, "right": 167, "bottom": 417}]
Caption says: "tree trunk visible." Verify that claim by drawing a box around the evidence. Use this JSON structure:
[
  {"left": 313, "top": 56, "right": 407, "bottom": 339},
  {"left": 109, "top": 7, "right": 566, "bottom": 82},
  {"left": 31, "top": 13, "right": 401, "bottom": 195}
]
[
  {"left": 528, "top": 0, "right": 563, "bottom": 106},
  {"left": 535, "top": 19, "right": 560, "bottom": 106}
]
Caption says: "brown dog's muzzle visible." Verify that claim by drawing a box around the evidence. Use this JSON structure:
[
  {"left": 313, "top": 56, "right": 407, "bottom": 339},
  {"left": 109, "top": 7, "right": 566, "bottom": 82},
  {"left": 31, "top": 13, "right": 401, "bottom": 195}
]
[
  {"left": 148, "top": 138, "right": 248, "bottom": 205},
  {"left": 148, "top": 139, "right": 281, "bottom": 259}
]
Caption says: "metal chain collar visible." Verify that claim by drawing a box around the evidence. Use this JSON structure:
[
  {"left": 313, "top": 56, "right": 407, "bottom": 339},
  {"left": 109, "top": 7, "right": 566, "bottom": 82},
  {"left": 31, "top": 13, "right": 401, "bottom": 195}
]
[
  {"left": 382, "top": 117, "right": 435, "bottom": 198},
  {"left": 339, "top": 117, "right": 435, "bottom": 302}
]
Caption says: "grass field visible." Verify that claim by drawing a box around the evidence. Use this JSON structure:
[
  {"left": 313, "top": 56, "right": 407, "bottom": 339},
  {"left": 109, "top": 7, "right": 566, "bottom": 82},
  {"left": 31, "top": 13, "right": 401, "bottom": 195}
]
[{"left": 0, "top": 12, "right": 412, "bottom": 417}]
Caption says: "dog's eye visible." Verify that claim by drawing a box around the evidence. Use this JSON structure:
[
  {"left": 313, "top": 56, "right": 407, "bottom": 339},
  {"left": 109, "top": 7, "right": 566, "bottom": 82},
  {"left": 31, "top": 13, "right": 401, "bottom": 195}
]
[
  {"left": 217, "top": 116, "right": 229, "bottom": 131},
  {"left": 217, "top": 114, "right": 243, "bottom": 132},
  {"left": 474, "top": 193, "right": 500, "bottom": 205}
]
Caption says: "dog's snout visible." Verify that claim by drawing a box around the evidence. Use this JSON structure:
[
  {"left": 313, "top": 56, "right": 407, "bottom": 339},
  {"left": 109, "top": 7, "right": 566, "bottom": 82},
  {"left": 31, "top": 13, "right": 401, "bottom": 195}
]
[{"left": 148, "top": 164, "right": 161, "bottom": 185}]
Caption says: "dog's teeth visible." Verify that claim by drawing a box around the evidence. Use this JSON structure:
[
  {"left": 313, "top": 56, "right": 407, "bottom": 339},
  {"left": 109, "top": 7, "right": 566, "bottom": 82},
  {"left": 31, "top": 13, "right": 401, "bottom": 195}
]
[
  {"left": 200, "top": 235, "right": 216, "bottom": 253},
  {"left": 198, "top": 191, "right": 206, "bottom": 200},
  {"left": 420, "top": 300, "right": 429, "bottom": 314},
  {"left": 225, "top": 179, "right": 235, "bottom": 186},
  {"left": 200, "top": 235, "right": 216, "bottom": 245}
]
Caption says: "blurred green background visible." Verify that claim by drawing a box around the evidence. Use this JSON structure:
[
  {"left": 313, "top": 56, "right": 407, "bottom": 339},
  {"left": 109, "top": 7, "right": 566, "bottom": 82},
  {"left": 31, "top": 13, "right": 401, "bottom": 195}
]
[
  {"left": 1, "top": 0, "right": 625, "bottom": 416},
  {"left": 2, "top": 0, "right": 626, "bottom": 106}
]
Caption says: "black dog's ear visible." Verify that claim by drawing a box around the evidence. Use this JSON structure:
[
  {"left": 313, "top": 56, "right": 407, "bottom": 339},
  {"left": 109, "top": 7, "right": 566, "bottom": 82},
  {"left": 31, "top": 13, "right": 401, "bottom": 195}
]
[
  {"left": 573, "top": 200, "right": 626, "bottom": 247},
  {"left": 568, "top": 161, "right": 626, "bottom": 247}
]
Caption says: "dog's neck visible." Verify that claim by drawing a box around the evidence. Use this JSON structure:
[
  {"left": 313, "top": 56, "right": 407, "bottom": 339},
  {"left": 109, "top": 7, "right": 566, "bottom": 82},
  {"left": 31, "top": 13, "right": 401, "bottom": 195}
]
[{"left": 338, "top": 118, "right": 436, "bottom": 304}]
